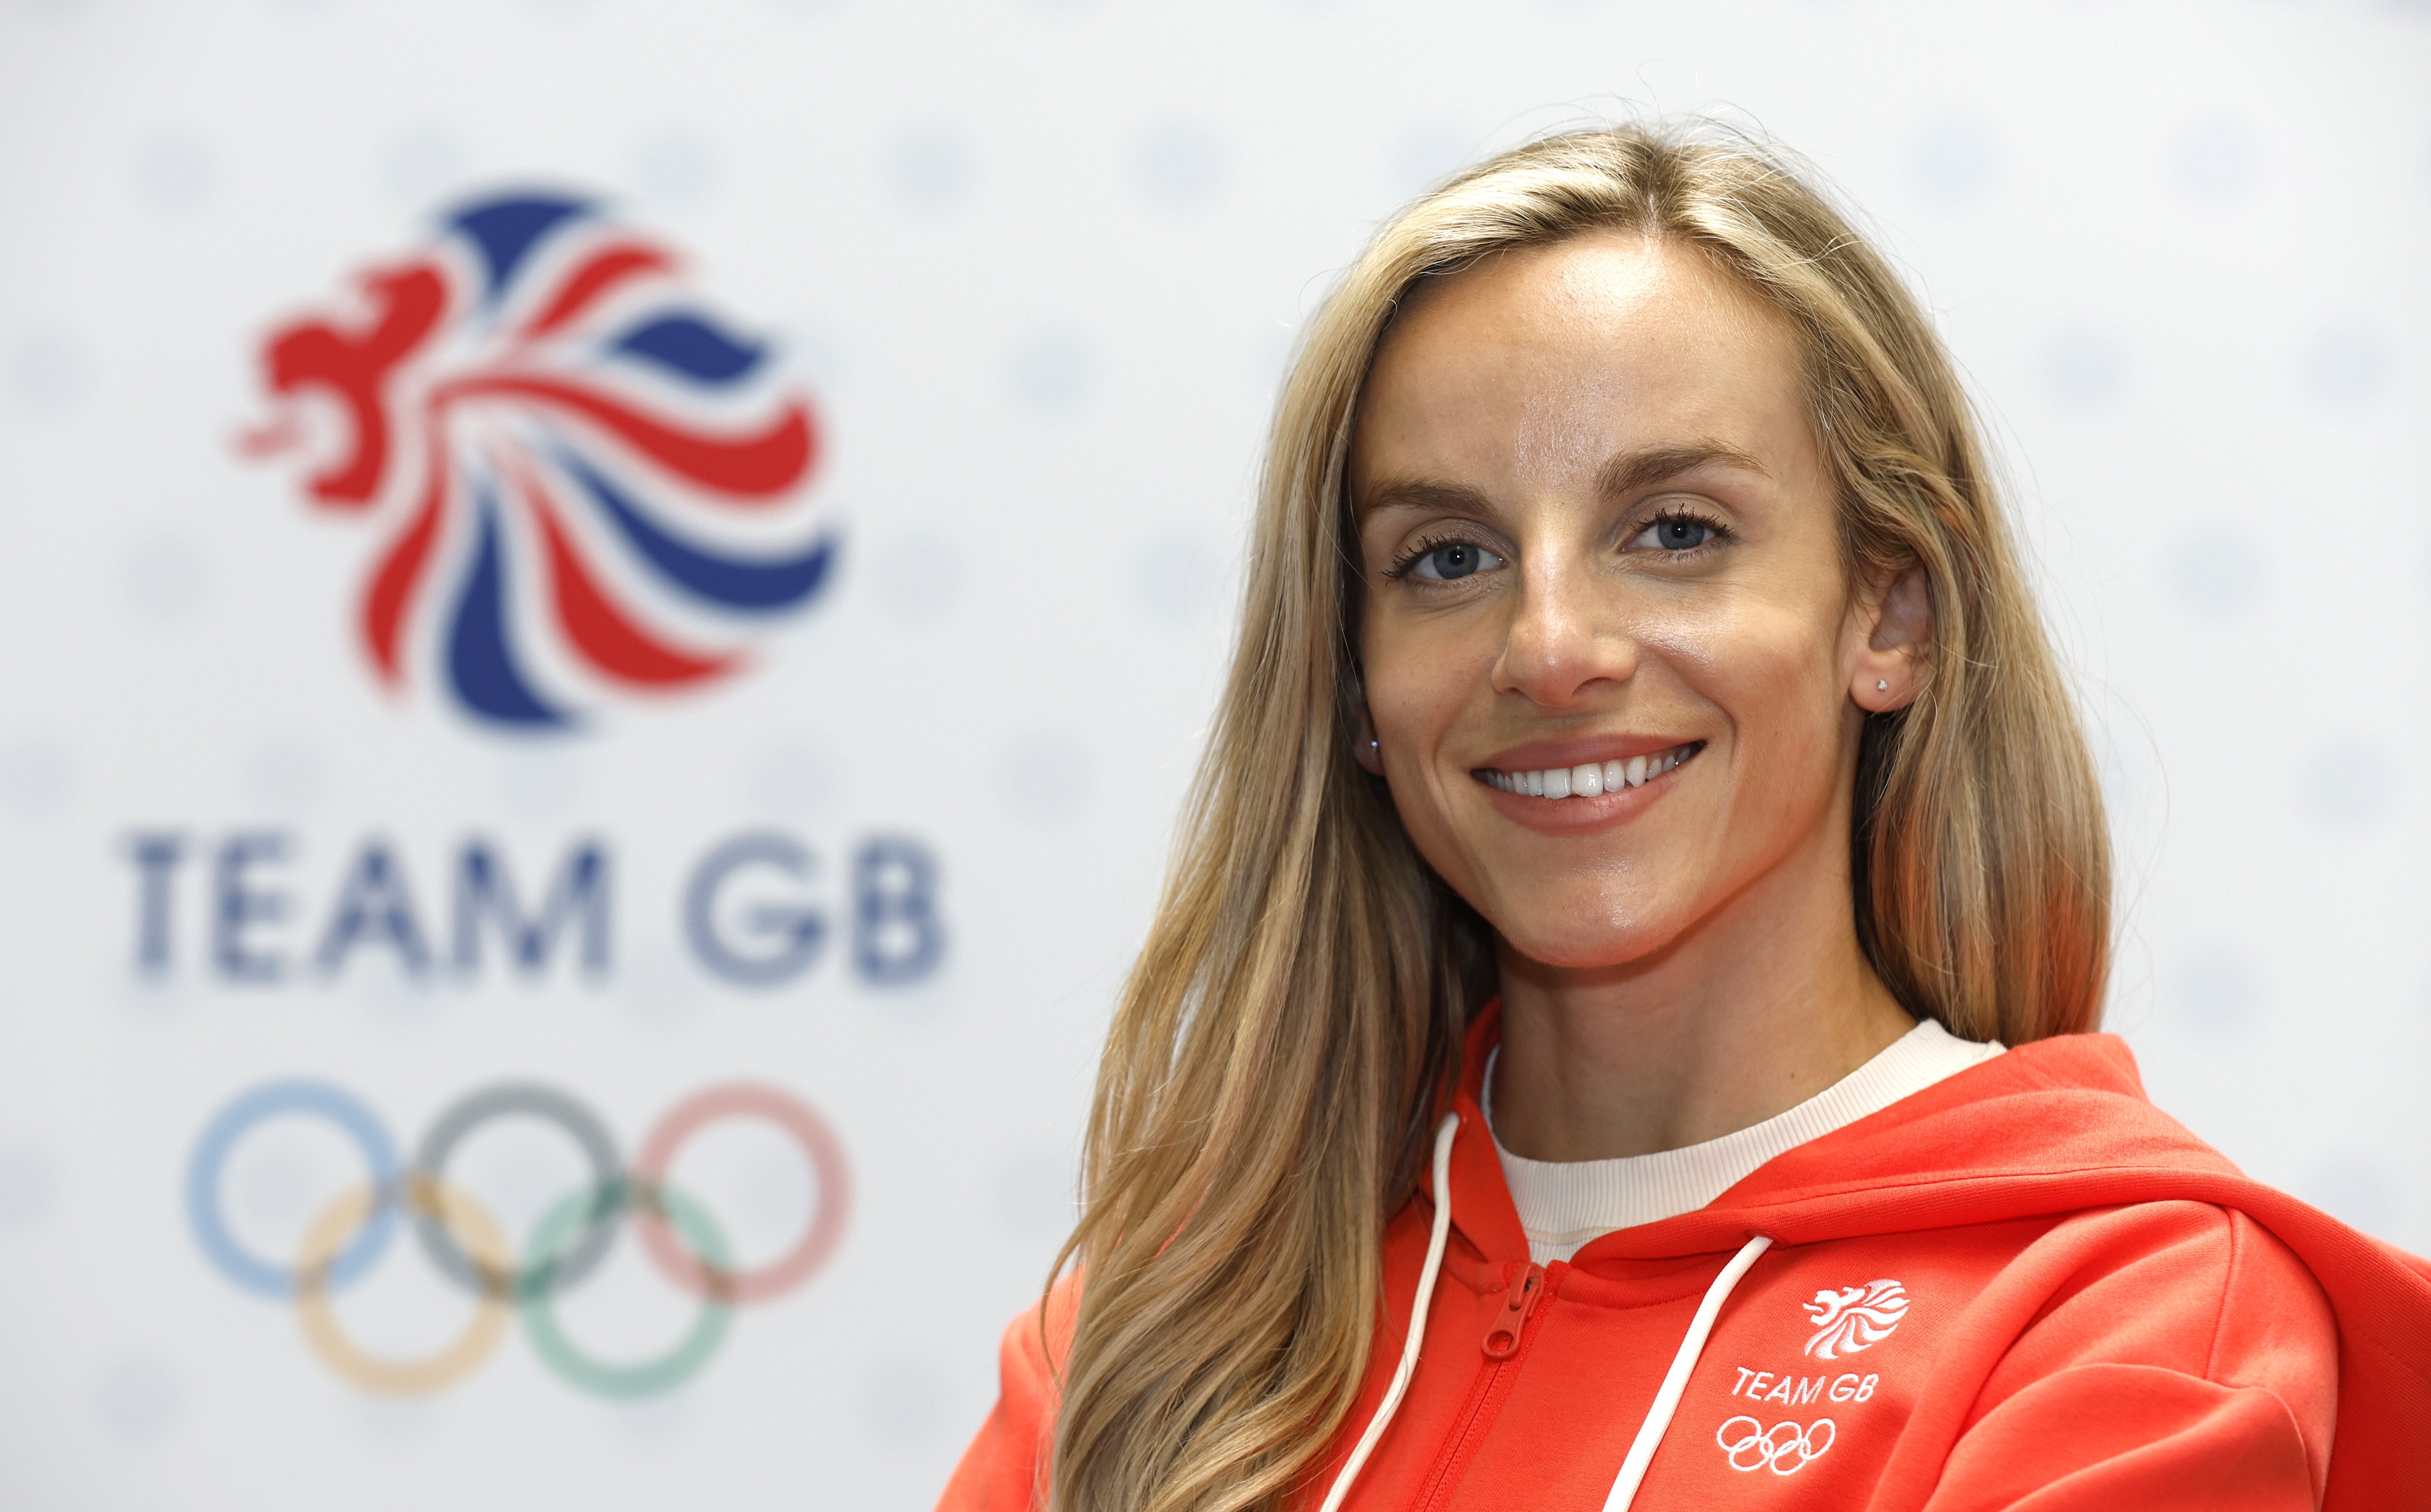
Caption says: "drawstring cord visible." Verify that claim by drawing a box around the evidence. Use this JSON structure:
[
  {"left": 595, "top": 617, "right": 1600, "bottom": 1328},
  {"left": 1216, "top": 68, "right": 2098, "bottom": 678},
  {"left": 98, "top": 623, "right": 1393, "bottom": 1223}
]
[
  {"left": 1317, "top": 1111, "right": 1461, "bottom": 1512},
  {"left": 1601, "top": 1232, "right": 1775, "bottom": 1511},
  {"left": 1314, "top": 1108, "right": 1776, "bottom": 1512}
]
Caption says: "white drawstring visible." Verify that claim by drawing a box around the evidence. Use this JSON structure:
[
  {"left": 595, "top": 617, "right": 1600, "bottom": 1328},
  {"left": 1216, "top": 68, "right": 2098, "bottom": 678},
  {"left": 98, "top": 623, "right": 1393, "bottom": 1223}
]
[
  {"left": 1601, "top": 1232, "right": 1775, "bottom": 1511},
  {"left": 1317, "top": 1111, "right": 1461, "bottom": 1512},
  {"left": 1317, "top": 1115, "right": 1773, "bottom": 1512}
]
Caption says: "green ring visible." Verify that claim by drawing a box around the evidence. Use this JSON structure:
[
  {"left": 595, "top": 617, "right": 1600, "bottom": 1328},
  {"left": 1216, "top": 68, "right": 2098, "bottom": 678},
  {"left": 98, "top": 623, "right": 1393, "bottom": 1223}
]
[{"left": 520, "top": 1180, "right": 732, "bottom": 1398}]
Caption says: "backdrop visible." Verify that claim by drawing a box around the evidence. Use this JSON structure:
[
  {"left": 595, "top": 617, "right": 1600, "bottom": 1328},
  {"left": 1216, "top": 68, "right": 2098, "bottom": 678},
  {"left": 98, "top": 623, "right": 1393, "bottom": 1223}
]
[{"left": 0, "top": 2, "right": 2425, "bottom": 1508}]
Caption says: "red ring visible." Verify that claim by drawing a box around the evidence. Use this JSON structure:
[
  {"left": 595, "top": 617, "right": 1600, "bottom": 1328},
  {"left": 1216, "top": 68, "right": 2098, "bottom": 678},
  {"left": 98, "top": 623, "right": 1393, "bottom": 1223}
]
[{"left": 631, "top": 1083, "right": 850, "bottom": 1304}]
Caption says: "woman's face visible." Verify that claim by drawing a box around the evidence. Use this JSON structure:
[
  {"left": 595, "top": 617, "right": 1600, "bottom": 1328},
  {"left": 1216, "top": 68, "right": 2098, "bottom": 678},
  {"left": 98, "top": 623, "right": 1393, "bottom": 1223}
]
[{"left": 1351, "top": 233, "right": 1898, "bottom": 971}]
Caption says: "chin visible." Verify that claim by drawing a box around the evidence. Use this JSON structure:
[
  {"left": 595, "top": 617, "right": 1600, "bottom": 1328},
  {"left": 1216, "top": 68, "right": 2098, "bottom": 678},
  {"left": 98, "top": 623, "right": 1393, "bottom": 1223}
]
[{"left": 1489, "top": 890, "right": 1683, "bottom": 973}]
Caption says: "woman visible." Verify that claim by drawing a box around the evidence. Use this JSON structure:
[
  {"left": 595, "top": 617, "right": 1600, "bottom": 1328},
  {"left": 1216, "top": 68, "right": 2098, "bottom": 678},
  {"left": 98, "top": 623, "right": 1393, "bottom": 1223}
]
[{"left": 940, "top": 125, "right": 2431, "bottom": 1511}]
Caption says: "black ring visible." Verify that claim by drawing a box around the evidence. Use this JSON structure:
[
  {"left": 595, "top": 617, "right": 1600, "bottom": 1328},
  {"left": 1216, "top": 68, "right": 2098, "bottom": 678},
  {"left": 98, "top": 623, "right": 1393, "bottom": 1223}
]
[{"left": 410, "top": 1083, "right": 622, "bottom": 1300}]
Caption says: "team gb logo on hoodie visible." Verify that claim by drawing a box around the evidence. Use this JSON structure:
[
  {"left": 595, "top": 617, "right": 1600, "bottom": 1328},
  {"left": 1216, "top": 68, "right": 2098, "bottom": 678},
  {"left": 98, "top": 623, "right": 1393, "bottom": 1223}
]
[{"left": 1802, "top": 1279, "right": 1909, "bottom": 1360}]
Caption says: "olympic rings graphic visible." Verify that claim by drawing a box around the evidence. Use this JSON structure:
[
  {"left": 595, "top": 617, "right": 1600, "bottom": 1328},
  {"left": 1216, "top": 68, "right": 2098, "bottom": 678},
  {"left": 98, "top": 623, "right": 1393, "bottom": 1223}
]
[
  {"left": 189, "top": 1081, "right": 402, "bottom": 1298},
  {"left": 1716, "top": 1415, "right": 1837, "bottom": 1475},
  {"left": 296, "top": 1177, "right": 513, "bottom": 1395},
  {"left": 188, "top": 1078, "right": 850, "bottom": 1397},
  {"left": 412, "top": 1083, "right": 623, "bottom": 1302}
]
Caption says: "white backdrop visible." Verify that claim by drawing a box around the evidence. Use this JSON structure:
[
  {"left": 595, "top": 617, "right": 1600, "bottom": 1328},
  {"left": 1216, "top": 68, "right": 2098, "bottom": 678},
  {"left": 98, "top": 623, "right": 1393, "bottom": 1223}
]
[{"left": 0, "top": 2, "right": 2425, "bottom": 1508}]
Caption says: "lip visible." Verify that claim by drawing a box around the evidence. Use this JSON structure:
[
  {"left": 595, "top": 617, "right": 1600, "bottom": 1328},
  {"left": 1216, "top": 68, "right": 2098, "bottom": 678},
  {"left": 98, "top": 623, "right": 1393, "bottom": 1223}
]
[
  {"left": 1467, "top": 738, "right": 1704, "bottom": 837},
  {"left": 1474, "top": 735, "right": 1697, "bottom": 772}
]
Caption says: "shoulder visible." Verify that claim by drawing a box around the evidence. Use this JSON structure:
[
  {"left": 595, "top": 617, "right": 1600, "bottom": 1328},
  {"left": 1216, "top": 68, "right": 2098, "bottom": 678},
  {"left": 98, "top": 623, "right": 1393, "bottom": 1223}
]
[
  {"left": 1957, "top": 1200, "right": 2337, "bottom": 1504},
  {"left": 1989, "top": 1199, "right": 2335, "bottom": 1384},
  {"left": 935, "top": 1275, "right": 1083, "bottom": 1512}
]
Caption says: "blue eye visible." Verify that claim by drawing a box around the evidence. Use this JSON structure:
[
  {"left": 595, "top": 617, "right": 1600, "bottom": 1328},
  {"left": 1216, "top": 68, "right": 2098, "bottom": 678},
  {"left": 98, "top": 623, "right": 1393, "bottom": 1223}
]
[
  {"left": 1633, "top": 514, "right": 1724, "bottom": 552},
  {"left": 1410, "top": 541, "right": 1503, "bottom": 581}
]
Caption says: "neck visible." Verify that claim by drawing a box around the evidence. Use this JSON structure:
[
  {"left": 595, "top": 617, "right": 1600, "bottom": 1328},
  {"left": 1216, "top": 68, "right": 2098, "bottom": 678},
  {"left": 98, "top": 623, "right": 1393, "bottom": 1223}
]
[{"left": 1487, "top": 847, "right": 1913, "bottom": 1163}]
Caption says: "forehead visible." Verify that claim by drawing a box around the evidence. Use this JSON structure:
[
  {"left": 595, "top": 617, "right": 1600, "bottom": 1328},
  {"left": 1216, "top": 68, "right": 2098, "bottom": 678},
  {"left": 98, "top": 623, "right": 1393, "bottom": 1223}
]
[{"left": 1352, "top": 232, "right": 1809, "bottom": 492}]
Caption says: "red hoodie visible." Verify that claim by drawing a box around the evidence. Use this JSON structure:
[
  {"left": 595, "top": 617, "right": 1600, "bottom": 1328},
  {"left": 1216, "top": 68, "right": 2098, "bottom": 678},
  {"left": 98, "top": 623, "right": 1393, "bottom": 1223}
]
[{"left": 943, "top": 1010, "right": 2431, "bottom": 1509}]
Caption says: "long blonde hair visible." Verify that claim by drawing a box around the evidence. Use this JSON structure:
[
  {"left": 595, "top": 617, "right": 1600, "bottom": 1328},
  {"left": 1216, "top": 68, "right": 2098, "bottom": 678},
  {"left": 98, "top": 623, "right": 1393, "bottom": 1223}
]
[{"left": 1046, "top": 122, "right": 2110, "bottom": 1512}]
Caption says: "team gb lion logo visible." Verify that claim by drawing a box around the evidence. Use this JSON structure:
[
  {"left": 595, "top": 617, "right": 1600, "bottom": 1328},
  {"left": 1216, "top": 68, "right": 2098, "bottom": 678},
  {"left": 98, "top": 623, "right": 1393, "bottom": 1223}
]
[
  {"left": 1802, "top": 1278, "right": 1909, "bottom": 1360},
  {"left": 242, "top": 191, "right": 835, "bottom": 730}
]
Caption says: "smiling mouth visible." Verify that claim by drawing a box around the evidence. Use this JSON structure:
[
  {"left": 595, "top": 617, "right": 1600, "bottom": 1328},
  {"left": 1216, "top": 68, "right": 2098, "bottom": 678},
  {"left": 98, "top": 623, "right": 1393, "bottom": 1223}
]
[{"left": 1477, "top": 741, "right": 1705, "bottom": 798}]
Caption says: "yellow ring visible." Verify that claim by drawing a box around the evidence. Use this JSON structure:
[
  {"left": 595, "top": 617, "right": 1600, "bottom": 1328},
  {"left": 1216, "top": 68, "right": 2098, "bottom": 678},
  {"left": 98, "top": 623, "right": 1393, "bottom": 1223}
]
[{"left": 293, "top": 1175, "right": 512, "bottom": 1395}]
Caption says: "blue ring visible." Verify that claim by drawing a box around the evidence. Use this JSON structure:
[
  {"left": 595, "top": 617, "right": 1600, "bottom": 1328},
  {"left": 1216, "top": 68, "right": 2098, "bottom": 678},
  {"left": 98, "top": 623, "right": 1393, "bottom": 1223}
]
[{"left": 187, "top": 1080, "right": 401, "bottom": 1298}]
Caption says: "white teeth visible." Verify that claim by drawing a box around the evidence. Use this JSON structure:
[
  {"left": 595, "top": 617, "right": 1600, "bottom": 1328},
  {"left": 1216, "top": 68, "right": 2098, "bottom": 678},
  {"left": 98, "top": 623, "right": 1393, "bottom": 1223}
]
[{"left": 1483, "top": 744, "right": 1700, "bottom": 800}]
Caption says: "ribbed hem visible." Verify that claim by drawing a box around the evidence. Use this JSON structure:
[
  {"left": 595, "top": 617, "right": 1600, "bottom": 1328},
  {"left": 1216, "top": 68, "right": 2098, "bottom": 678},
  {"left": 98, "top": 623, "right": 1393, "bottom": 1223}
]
[{"left": 1485, "top": 1018, "right": 2005, "bottom": 1263}]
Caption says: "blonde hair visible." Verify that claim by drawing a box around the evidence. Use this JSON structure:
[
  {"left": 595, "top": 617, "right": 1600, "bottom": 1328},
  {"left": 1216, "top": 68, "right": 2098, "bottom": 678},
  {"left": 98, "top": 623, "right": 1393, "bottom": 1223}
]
[{"left": 1045, "top": 122, "right": 2110, "bottom": 1512}]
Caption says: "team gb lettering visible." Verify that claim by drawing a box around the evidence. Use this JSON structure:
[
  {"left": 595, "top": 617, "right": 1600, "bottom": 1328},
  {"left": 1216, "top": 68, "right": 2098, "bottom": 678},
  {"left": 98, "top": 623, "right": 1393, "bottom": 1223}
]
[{"left": 1730, "top": 1368, "right": 1877, "bottom": 1404}]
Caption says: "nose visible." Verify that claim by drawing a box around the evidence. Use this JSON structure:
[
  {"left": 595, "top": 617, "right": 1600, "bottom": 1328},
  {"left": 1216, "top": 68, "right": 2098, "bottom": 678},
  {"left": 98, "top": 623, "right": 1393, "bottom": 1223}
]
[{"left": 1492, "top": 553, "right": 1639, "bottom": 708}]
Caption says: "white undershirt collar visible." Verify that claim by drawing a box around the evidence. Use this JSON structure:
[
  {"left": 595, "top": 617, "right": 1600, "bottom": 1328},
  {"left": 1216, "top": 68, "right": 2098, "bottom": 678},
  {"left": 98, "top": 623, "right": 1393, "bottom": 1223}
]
[{"left": 1482, "top": 1017, "right": 2004, "bottom": 1264}]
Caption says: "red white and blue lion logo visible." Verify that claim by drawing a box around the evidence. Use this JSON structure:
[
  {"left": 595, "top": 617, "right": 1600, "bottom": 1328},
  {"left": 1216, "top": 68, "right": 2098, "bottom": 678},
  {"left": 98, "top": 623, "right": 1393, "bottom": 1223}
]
[{"left": 243, "top": 192, "right": 834, "bottom": 729}]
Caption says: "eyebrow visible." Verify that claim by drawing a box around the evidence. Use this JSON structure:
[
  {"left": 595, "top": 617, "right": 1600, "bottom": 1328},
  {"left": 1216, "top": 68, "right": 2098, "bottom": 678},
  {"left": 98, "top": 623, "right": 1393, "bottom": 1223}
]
[
  {"left": 1356, "top": 441, "right": 1769, "bottom": 522},
  {"left": 1356, "top": 479, "right": 1497, "bottom": 521},
  {"left": 1596, "top": 441, "right": 1770, "bottom": 500}
]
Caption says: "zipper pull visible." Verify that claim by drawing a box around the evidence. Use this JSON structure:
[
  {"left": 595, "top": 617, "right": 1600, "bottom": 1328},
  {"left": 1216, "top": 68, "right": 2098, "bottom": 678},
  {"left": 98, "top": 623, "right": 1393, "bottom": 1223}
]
[{"left": 1482, "top": 1263, "right": 1546, "bottom": 1360}]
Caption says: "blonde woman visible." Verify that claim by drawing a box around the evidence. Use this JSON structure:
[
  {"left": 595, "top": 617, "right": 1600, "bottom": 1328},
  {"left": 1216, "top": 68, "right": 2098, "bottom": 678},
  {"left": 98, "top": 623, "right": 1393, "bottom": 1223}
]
[{"left": 939, "top": 126, "right": 2430, "bottom": 1512}]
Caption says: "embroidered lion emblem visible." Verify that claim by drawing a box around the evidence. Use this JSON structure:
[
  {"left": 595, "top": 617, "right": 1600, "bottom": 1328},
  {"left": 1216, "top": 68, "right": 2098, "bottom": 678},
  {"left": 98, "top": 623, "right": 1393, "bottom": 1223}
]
[{"left": 1801, "top": 1278, "right": 1909, "bottom": 1360}]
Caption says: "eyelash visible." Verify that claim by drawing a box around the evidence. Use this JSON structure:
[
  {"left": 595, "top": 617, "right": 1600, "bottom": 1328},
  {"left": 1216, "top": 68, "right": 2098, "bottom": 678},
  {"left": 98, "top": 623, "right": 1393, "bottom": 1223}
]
[
  {"left": 1632, "top": 506, "right": 1734, "bottom": 555},
  {"left": 1383, "top": 532, "right": 1482, "bottom": 581}
]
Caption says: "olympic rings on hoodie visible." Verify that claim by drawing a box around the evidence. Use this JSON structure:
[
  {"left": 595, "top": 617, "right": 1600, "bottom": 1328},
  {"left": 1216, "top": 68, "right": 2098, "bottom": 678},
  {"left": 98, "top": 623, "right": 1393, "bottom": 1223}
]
[
  {"left": 1716, "top": 1415, "right": 1836, "bottom": 1474},
  {"left": 186, "top": 1078, "right": 849, "bottom": 1397}
]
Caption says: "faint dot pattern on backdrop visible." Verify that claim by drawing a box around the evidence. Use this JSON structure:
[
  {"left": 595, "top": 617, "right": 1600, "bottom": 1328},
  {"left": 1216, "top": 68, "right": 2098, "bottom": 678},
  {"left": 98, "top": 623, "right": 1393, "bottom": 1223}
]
[
  {"left": 2165, "top": 530, "right": 2262, "bottom": 619},
  {"left": 92, "top": 1356, "right": 180, "bottom": 1445},
  {"left": 1001, "top": 327, "right": 1099, "bottom": 421},
  {"left": 3, "top": 327, "right": 87, "bottom": 414},
  {"left": 2170, "top": 119, "right": 2258, "bottom": 203},
  {"left": 1129, "top": 119, "right": 1234, "bottom": 215},
  {"left": 623, "top": 125, "right": 723, "bottom": 213},
  {"left": 2295, "top": 323, "right": 2392, "bottom": 411},
  {"left": 997, "top": 733, "right": 1094, "bottom": 823},
  {"left": 2035, "top": 325, "right": 2131, "bottom": 414},
  {"left": 885, "top": 123, "right": 980, "bottom": 216},
  {"left": 119, "top": 530, "right": 213, "bottom": 626},
  {"left": 129, "top": 129, "right": 221, "bottom": 218},
  {"left": 1904, "top": 116, "right": 2002, "bottom": 210},
  {"left": 0, "top": 735, "right": 77, "bottom": 823},
  {"left": 1383, "top": 114, "right": 1480, "bottom": 200},
  {"left": 859, "top": 1354, "right": 954, "bottom": 1450},
  {"left": 0, "top": 1143, "right": 61, "bottom": 1231},
  {"left": 2299, "top": 744, "right": 2396, "bottom": 832},
  {"left": 2169, "top": 949, "right": 2260, "bottom": 1035},
  {"left": 987, "top": 1144, "right": 1077, "bottom": 1242}
]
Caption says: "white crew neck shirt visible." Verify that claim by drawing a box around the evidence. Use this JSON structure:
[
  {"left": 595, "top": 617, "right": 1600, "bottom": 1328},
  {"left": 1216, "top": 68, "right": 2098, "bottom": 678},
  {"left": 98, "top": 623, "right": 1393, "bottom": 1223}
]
[{"left": 1482, "top": 1017, "right": 2004, "bottom": 1265}]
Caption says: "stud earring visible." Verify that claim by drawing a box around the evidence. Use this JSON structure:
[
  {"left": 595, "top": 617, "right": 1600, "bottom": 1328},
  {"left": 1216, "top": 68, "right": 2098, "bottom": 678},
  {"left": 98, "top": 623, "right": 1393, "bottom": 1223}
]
[{"left": 1876, "top": 680, "right": 1889, "bottom": 692}]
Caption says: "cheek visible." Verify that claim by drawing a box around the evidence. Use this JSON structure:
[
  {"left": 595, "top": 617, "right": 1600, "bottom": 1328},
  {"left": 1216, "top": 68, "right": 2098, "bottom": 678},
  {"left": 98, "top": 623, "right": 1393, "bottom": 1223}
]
[
  {"left": 1361, "top": 611, "right": 1495, "bottom": 745},
  {"left": 1360, "top": 616, "right": 1499, "bottom": 874},
  {"left": 1660, "top": 599, "right": 1850, "bottom": 798}
]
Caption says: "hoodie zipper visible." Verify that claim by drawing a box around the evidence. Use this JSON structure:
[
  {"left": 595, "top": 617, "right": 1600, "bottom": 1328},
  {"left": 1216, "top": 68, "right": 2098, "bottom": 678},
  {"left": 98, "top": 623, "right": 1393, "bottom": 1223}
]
[{"left": 1414, "top": 1262, "right": 1550, "bottom": 1511}]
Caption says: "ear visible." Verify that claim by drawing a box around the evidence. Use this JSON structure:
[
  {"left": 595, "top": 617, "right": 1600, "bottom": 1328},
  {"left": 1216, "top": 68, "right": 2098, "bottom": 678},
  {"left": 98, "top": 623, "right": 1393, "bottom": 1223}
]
[
  {"left": 1351, "top": 695, "right": 1384, "bottom": 775},
  {"left": 1851, "top": 567, "right": 1932, "bottom": 713}
]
